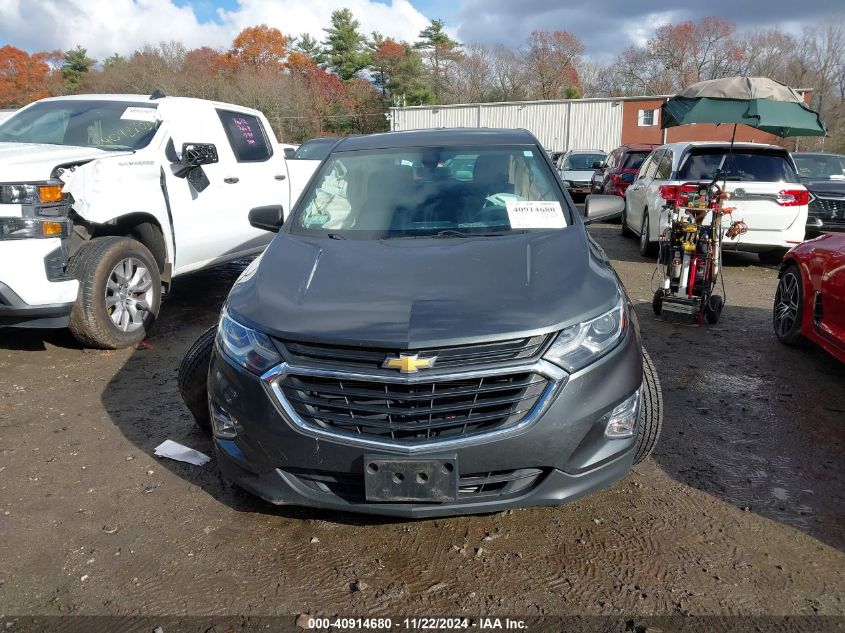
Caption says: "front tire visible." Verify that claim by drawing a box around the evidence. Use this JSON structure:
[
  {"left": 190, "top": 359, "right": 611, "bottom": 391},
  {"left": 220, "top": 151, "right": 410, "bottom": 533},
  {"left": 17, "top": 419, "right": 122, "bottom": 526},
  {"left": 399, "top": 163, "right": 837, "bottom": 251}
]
[
  {"left": 773, "top": 263, "right": 803, "bottom": 345},
  {"left": 178, "top": 326, "right": 216, "bottom": 433},
  {"left": 68, "top": 237, "right": 161, "bottom": 349},
  {"left": 634, "top": 348, "right": 663, "bottom": 464}
]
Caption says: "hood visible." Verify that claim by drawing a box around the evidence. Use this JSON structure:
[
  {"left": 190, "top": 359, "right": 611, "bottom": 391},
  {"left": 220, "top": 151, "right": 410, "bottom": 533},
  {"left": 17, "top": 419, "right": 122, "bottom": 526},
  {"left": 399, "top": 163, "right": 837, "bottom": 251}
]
[
  {"left": 0, "top": 142, "right": 129, "bottom": 181},
  {"left": 802, "top": 179, "right": 845, "bottom": 197},
  {"left": 562, "top": 169, "right": 596, "bottom": 181},
  {"left": 227, "top": 228, "right": 621, "bottom": 349}
]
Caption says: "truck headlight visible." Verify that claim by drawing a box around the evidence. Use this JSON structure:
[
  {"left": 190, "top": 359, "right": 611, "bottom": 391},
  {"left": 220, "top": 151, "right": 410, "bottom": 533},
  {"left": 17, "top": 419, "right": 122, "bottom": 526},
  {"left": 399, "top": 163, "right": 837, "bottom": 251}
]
[
  {"left": 544, "top": 297, "right": 627, "bottom": 372},
  {"left": 0, "top": 183, "right": 65, "bottom": 205},
  {"left": 217, "top": 309, "right": 281, "bottom": 375},
  {"left": 0, "top": 217, "right": 70, "bottom": 240}
]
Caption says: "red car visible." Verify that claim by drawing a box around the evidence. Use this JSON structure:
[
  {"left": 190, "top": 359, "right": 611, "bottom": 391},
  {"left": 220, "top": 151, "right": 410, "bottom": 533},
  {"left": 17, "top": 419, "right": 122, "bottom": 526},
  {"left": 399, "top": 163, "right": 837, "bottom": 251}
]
[
  {"left": 591, "top": 144, "right": 659, "bottom": 196},
  {"left": 774, "top": 233, "right": 845, "bottom": 363}
]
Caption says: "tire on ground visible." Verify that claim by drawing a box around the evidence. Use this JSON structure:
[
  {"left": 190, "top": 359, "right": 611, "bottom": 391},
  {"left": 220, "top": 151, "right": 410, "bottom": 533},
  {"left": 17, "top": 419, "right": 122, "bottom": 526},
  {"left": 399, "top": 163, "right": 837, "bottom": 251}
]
[
  {"left": 68, "top": 236, "right": 162, "bottom": 349},
  {"left": 773, "top": 262, "right": 804, "bottom": 345},
  {"left": 178, "top": 326, "right": 216, "bottom": 433},
  {"left": 634, "top": 348, "right": 663, "bottom": 464}
]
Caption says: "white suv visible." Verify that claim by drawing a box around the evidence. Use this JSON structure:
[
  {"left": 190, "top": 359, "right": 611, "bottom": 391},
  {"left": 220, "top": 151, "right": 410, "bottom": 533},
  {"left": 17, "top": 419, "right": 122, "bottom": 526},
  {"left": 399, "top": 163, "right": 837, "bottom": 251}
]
[
  {"left": 0, "top": 94, "right": 316, "bottom": 348},
  {"left": 622, "top": 142, "right": 809, "bottom": 264}
]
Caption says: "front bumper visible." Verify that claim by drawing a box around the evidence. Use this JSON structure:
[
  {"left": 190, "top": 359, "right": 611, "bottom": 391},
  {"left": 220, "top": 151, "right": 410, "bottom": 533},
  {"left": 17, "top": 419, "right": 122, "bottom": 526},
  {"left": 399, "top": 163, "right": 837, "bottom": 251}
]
[
  {"left": 208, "top": 331, "right": 643, "bottom": 518},
  {"left": 0, "top": 238, "right": 78, "bottom": 328}
]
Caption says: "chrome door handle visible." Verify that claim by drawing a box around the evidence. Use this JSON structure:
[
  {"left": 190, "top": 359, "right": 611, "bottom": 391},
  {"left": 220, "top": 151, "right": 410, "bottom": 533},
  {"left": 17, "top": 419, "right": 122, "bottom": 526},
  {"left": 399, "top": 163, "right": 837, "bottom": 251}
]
[
  {"left": 274, "top": 174, "right": 286, "bottom": 181},
  {"left": 224, "top": 177, "right": 240, "bottom": 184}
]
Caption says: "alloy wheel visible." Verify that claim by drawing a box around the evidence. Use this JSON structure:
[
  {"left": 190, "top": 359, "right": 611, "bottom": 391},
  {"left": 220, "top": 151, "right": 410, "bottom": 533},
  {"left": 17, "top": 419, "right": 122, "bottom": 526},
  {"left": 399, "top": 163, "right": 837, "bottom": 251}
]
[
  {"left": 774, "top": 270, "right": 800, "bottom": 338},
  {"left": 104, "top": 257, "right": 154, "bottom": 332}
]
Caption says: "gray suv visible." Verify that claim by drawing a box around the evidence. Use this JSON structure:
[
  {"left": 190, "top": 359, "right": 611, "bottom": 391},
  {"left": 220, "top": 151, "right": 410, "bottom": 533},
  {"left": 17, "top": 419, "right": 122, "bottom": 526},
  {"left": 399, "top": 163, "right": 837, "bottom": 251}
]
[{"left": 180, "top": 129, "right": 662, "bottom": 518}]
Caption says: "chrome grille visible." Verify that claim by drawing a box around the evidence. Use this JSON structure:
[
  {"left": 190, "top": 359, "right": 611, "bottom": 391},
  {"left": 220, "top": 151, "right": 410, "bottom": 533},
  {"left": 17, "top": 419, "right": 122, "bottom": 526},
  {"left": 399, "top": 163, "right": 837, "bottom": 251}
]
[
  {"left": 277, "top": 371, "right": 549, "bottom": 443},
  {"left": 278, "top": 334, "right": 552, "bottom": 371}
]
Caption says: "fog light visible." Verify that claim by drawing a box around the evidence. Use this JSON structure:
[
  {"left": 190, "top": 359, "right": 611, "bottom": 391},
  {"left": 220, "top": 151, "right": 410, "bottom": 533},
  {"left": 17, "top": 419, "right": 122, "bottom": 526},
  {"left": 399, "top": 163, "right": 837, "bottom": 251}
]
[
  {"left": 603, "top": 389, "right": 640, "bottom": 438},
  {"left": 210, "top": 402, "right": 240, "bottom": 439}
]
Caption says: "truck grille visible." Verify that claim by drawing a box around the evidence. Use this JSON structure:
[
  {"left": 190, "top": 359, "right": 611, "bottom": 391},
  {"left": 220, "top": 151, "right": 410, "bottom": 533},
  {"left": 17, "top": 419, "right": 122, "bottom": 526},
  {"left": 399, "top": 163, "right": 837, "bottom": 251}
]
[
  {"left": 278, "top": 334, "right": 552, "bottom": 371},
  {"left": 810, "top": 197, "right": 845, "bottom": 225},
  {"left": 277, "top": 371, "right": 549, "bottom": 443}
]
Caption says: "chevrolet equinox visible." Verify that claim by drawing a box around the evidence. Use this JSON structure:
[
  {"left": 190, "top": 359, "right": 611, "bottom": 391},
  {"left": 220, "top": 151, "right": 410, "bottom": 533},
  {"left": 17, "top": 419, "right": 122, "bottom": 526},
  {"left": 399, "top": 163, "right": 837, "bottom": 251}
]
[{"left": 179, "top": 129, "right": 662, "bottom": 518}]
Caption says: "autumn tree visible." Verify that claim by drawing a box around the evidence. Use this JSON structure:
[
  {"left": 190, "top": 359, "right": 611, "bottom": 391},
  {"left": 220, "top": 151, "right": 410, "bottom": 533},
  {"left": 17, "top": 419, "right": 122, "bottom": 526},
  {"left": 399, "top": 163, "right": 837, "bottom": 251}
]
[
  {"left": 522, "top": 30, "right": 583, "bottom": 99},
  {"left": 0, "top": 45, "right": 60, "bottom": 106},
  {"left": 229, "top": 25, "right": 287, "bottom": 71},
  {"left": 323, "top": 9, "right": 369, "bottom": 81},
  {"left": 62, "top": 45, "right": 95, "bottom": 91},
  {"left": 416, "top": 19, "right": 460, "bottom": 102}
]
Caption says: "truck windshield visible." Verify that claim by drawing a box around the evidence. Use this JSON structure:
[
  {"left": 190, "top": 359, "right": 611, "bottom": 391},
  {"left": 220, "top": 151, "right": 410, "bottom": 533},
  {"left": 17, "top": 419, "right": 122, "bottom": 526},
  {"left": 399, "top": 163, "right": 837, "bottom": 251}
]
[
  {"left": 678, "top": 149, "right": 799, "bottom": 183},
  {"left": 0, "top": 100, "right": 159, "bottom": 150},
  {"left": 291, "top": 146, "right": 571, "bottom": 239}
]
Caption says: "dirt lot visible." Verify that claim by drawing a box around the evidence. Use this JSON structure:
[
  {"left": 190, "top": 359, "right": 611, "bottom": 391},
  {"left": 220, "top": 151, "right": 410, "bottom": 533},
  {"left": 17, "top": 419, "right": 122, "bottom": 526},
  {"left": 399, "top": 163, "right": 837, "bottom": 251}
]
[{"left": 1, "top": 222, "right": 843, "bottom": 624}]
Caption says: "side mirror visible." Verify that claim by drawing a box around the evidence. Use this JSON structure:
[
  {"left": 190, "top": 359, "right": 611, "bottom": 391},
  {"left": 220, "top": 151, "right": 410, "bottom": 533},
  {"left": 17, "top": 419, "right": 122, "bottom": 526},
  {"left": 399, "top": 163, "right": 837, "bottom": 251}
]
[
  {"left": 249, "top": 205, "right": 285, "bottom": 233},
  {"left": 583, "top": 195, "right": 625, "bottom": 224},
  {"left": 592, "top": 161, "right": 604, "bottom": 169},
  {"left": 172, "top": 143, "right": 218, "bottom": 179},
  {"left": 284, "top": 147, "right": 296, "bottom": 159}
]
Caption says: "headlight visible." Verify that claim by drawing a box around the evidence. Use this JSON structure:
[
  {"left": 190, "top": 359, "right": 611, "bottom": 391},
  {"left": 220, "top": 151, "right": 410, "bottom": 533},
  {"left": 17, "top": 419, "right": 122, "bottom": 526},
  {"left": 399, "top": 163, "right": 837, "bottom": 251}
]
[
  {"left": 0, "top": 183, "right": 65, "bottom": 205},
  {"left": 544, "top": 297, "right": 627, "bottom": 372},
  {"left": 217, "top": 309, "right": 281, "bottom": 375},
  {"left": 0, "top": 217, "right": 69, "bottom": 240}
]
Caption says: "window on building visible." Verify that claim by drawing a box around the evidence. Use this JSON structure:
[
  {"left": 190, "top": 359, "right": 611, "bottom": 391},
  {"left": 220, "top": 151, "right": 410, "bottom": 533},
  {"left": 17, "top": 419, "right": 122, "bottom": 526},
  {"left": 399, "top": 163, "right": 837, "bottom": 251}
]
[{"left": 638, "top": 108, "right": 659, "bottom": 127}]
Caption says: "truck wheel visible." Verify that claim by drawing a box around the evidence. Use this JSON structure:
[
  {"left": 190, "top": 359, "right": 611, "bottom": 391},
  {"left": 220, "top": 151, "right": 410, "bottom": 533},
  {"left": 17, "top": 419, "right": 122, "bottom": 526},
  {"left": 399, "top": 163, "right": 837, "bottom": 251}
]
[
  {"left": 634, "top": 348, "right": 663, "bottom": 464},
  {"left": 178, "top": 326, "right": 216, "bottom": 433},
  {"left": 68, "top": 237, "right": 161, "bottom": 349}
]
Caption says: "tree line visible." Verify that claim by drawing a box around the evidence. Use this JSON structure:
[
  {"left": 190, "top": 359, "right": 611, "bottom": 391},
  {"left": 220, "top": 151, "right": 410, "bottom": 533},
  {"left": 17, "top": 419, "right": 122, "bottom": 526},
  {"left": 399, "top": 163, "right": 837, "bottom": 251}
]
[{"left": 0, "top": 12, "right": 843, "bottom": 150}]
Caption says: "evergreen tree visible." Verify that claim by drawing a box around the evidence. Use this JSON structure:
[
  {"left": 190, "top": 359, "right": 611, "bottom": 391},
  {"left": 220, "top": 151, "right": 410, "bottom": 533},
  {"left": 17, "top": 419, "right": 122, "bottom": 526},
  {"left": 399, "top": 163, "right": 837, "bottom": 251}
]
[
  {"left": 416, "top": 19, "right": 459, "bottom": 102},
  {"left": 322, "top": 9, "right": 369, "bottom": 81},
  {"left": 293, "top": 33, "right": 325, "bottom": 66},
  {"left": 62, "top": 45, "right": 95, "bottom": 91}
]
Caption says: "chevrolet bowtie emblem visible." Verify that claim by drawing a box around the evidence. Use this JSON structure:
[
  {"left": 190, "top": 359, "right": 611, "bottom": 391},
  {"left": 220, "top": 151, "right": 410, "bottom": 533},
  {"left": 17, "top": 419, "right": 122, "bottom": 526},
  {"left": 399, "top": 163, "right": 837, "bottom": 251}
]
[{"left": 382, "top": 353, "right": 436, "bottom": 373}]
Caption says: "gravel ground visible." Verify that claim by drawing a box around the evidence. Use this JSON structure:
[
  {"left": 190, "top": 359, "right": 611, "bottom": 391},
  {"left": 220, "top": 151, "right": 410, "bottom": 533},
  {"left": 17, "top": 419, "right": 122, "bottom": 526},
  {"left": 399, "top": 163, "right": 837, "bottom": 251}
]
[{"left": 0, "top": 222, "right": 843, "bottom": 625}]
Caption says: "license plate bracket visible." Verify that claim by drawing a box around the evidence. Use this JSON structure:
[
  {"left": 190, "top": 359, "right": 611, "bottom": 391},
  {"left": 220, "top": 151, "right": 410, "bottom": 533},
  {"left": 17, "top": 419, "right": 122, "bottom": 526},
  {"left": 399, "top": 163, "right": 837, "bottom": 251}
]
[{"left": 363, "top": 455, "right": 457, "bottom": 502}]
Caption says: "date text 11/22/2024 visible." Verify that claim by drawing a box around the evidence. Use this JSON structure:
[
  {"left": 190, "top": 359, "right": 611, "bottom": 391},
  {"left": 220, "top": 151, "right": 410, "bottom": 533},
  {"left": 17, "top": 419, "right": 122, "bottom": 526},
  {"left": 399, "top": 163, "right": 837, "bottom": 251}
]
[{"left": 303, "top": 617, "right": 528, "bottom": 630}]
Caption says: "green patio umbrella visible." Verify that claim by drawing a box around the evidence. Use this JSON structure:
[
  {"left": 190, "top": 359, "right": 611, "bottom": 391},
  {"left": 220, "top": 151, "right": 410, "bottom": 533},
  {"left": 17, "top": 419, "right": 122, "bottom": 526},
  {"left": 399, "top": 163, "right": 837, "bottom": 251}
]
[{"left": 661, "top": 76, "right": 826, "bottom": 138}]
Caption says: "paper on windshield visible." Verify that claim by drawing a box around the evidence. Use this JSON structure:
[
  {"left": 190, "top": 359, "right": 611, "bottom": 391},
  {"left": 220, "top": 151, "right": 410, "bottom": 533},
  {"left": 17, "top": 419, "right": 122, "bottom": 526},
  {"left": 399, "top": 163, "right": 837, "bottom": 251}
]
[
  {"left": 505, "top": 200, "right": 567, "bottom": 229},
  {"left": 120, "top": 107, "right": 157, "bottom": 122}
]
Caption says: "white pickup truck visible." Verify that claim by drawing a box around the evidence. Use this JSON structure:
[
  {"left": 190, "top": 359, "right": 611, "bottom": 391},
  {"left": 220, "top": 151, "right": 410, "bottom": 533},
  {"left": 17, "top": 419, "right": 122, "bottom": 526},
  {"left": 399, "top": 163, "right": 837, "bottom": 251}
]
[{"left": 0, "top": 93, "right": 318, "bottom": 348}]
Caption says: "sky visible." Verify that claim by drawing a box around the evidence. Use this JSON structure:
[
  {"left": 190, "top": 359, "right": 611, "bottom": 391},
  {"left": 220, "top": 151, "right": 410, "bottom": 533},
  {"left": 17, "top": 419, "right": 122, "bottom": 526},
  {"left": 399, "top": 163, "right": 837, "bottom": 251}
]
[{"left": 0, "top": 0, "right": 839, "bottom": 61}]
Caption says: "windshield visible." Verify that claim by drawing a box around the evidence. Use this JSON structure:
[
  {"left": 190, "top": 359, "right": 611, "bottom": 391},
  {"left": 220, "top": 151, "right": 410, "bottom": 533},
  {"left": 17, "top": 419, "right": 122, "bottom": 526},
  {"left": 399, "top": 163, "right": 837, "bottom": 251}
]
[
  {"left": 563, "top": 153, "right": 605, "bottom": 170},
  {"left": 677, "top": 149, "right": 799, "bottom": 183},
  {"left": 0, "top": 100, "right": 159, "bottom": 150},
  {"left": 291, "top": 146, "right": 571, "bottom": 239},
  {"left": 291, "top": 138, "right": 337, "bottom": 160},
  {"left": 793, "top": 154, "right": 845, "bottom": 180},
  {"left": 621, "top": 152, "right": 650, "bottom": 170}
]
